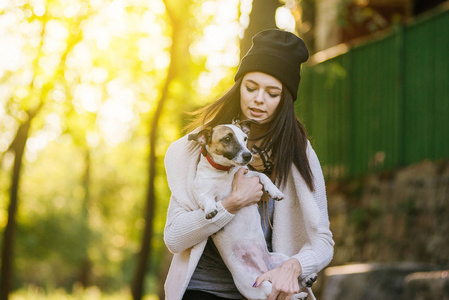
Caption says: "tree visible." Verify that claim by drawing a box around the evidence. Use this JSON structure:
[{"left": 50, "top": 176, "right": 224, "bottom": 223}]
[
  {"left": 0, "top": 2, "right": 85, "bottom": 297},
  {"left": 130, "top": 0, "right": 282, "bottom": 298},
  {"left": 1, "top": 105, "right": 42, "bottom": 300},
  {"left": 240, "top": 0, "right": 281, "bottom": 58},
  {"left": 130, "top": 0, "right": 193, "bottom": 298},
  {"left": 297, "top": 0, "right": 317, "bottom": 54}
]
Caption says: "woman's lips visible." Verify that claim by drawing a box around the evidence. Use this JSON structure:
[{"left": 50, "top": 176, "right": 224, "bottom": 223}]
[{"left": 249, "top": 107, "right": 265, "bottom": 117}]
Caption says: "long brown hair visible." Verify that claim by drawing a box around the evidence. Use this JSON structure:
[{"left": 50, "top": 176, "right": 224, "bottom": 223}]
[{"left": 186, "top": 78, "right": 314, "bottom": 192}]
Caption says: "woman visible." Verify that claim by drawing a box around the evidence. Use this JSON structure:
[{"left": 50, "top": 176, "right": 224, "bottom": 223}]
[{"left": 163, "top": 29, "right": 334, "bottom": 300}]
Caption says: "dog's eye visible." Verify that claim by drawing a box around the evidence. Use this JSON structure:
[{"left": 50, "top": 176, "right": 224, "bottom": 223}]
[
  {"left": 244, "top": 137, "right": 248, "bottom": 142},
  {"left": 223, "top": 137, "right": 231, "bottom": 143}
]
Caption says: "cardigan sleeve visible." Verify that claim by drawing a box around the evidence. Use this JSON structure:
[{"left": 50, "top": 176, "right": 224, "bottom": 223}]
[
  {"left": 293, "top": 141, "right": 334, "bottom": 277},
  {"left": 163, "top": 135, "right": 235, "bottom": 254}
]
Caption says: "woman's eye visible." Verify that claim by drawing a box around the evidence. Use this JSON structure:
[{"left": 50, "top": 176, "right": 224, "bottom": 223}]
[
  {"left": 246, "top": 86, "right": 256, "bottom": 92},
  {"left": 269, "top": 93, "right": 280, "bottom": 98}
]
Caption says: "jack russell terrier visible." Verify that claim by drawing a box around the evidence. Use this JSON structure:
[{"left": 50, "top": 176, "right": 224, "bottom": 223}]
[{"left": 188, "top": 120, "right": 317, "bottom": 300}]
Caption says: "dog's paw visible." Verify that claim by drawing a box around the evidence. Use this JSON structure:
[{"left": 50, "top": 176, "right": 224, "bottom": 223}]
[
  {"left": 272, "top": 194, "right": 284, "bottom": 201},
  {"left": 291, "top": 292, "right": 308, "bottom": 300},
  {"left": 304, "top": 273, "right": 317, "bottom": 287},
  {"left": 265, "top": 187, "right": 284, "bottom": 201},
  {"left": 205, "top": 209, "right": 218, "bottom": 219}
]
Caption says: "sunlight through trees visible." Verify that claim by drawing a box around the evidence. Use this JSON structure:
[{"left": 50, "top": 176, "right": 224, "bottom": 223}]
[{"left": 0, "top": 0, "right": 299, "bottom": 298}]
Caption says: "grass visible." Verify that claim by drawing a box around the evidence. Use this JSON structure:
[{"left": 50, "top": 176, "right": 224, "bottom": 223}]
[{"left": 11, "top": 285, "right": 159, "bottom": 300}]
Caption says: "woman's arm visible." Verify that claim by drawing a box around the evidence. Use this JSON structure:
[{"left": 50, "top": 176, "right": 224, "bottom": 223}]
[
  {"left": 163, "top": 136, "right": 264, "bottom": 254},
  {"left": 164, "top": 196, "right": 234, "bottom": 253},
  {"left": 254, "top": 142, "right": 334, "bottom": 298},
  {"left": 163, "top": 136, "right": 233, "bottom": 253},
  {"left": 292, "top": 141, "right": 334, "bottom": 276},
  {"left": 164, "top": 173, "right": 264, "bottom": 253}
]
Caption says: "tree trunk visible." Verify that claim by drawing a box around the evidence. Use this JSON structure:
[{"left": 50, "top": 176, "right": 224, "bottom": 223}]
[
  {"left": 157, "top": 247, "right": 173, "bottom": 300},
  {"left": 130, "top": 0, "right": 280, "bottom": 297},
  {"left": 78, "top": 148, "right": 92, "bottom": 287},
  {"left": 130, "top": 16, "right": 180, "bottom": 300},
  {"left": 297, "top": 0, "right": 316, "bottom": 54},
  {"left": 0, "top": 4, "right": 85, "bottom": 298},
  {"left": 240, "top": 0, "right": 281, "bottom": 58},
  {"left": 0, "top": 106, "right": 41, "bottom": 300},
  {"left": 130, "top": 58, "right": 176, "bottom": 300}
]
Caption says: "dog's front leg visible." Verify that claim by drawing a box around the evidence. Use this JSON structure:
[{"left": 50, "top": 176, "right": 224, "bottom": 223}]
[
  {"left": 246, "top": 171, "right": 284, "bottom": 201},
  {"left": 195, "top": 190, "right": 219, "bottom": 219}
]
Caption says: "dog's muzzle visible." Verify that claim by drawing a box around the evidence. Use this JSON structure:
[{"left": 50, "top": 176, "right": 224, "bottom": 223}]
[{"left": 242, "top": 152, "right": 252, "bottom": 163}]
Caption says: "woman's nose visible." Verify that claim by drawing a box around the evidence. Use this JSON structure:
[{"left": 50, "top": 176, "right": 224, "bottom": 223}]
[{"left": 254, "top": 90, "right": 264, "bottom": 103}]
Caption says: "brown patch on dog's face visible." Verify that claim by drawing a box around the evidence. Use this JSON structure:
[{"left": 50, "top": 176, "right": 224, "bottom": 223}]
[{"left": 209, "top": 125, "right": 246, "bottom": 161}]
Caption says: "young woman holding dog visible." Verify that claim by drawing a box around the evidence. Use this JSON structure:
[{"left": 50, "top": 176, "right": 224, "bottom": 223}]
[{"left": 163, "top": 29, "right": 334, "bottom": 300}]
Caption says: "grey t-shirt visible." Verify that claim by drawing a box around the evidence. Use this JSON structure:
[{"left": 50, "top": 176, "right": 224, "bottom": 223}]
[{"left": 186, "top": 199, "right": 274, "bottom": 298}]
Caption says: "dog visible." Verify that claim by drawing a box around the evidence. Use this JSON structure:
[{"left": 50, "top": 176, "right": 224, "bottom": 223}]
[{"left": 188, "top": 120, "right": 317, "bottom": 300}]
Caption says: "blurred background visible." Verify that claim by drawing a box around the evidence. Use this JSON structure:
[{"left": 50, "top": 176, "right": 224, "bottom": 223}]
[{"left": 0, "top": 0, "right": 448, "bottom": 299}]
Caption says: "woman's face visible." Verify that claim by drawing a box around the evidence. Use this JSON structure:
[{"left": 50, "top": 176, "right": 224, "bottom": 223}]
[{"left": 240, "top": 72, "right": 282, "bottom": 124}]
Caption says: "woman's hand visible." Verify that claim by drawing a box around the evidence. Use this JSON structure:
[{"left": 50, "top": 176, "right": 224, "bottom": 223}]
[
  {"left": 253, "top": 258, "right": 303, "bottom": 300},
  {"left": 221, "top": 168, "right": 263, "bottom": 214}
]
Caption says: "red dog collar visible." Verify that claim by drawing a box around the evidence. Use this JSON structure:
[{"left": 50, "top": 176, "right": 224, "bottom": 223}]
[{"left": 201, "top": 147, "right": 234, "bottom": 172}]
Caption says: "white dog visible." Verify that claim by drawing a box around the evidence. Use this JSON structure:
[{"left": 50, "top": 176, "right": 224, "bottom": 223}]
[{"left": 188, "top": 120, "right": 316, "bottom": 300}]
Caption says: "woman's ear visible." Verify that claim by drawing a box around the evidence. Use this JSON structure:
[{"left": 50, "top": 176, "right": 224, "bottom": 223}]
[
  {"left": 238, "top": 119, "right": 259, "bottom": 134},
  {"left": 188, "top": 128, "right": 212, "bottom": 146}
]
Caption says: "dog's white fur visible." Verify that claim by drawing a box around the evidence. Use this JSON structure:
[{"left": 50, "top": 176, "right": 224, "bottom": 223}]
[{"left": 189, "top": 122, "right": 315, "bottom": 300}]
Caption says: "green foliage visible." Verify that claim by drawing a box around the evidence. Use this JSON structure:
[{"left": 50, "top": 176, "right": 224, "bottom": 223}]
[{"left": 1, "top": 0, "right": 244, "bottom": 296}]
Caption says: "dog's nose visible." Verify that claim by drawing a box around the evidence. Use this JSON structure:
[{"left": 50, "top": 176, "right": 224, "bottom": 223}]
[{"left": 242, "top": 152, "right": 252, "bottom": 162}]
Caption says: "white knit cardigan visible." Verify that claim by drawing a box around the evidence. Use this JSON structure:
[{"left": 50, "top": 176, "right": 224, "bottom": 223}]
[{"left": 163, "top": 134, "right": 334, "bottom": 300}]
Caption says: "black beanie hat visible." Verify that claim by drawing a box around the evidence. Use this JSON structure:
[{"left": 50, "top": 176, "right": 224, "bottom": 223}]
[{"left": 234, "top": 29, "right": 309, "bottom": 100}]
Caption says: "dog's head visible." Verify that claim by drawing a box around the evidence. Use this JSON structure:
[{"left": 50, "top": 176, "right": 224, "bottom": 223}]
[{"left": 188, "top": 120, "right": 257, "bottom": 166}]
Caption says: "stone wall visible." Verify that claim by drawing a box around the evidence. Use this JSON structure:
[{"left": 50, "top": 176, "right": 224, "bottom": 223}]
[
  {"left": 322, "top": 263, "right": 444, "bottom": 300},
  {"left": 327, "top": 159, "right": 449, "bottom": 267},
  {"left": 404, "top": 270, "right": 449, "bottom": 300},
  {"left": 313, "top": 159, "right": 449, "bottom": 298}
]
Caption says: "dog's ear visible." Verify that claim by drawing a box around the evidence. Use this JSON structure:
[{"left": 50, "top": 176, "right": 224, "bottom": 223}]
[
  {"left": 238, "top": 119, "right": 259, "bottom": 134},
  {"left": 188, "top": 128, "right": 212, "bottom": 146}
]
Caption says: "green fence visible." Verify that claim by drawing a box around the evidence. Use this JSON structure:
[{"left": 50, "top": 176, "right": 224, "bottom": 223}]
[{"left": 297, "top": 7, "right": 449, "bottom": 180}]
